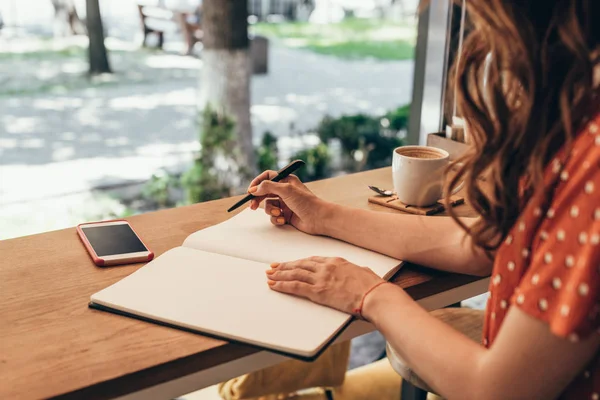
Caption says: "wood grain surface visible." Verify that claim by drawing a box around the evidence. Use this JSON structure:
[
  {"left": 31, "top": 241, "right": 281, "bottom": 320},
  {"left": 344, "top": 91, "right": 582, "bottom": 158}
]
[{"left": 0, "top": 167, "right": 483, "bottom": 400}]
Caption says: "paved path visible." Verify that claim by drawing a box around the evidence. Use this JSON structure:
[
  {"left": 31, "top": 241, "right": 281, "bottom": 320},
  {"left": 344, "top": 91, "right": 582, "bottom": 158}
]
[{"left": 1, "top": 45, "right": 413, "bottom": 238}]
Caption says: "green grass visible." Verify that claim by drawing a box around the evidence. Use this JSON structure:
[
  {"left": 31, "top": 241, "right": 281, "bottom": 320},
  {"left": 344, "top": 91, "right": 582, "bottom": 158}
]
[
  {"left": 251, "top": 18, "right": 416, "bottom": 61},
  {"left": 306, "top": 40, "right": 414, "bottom": 61},
  {"left": 0, "top": 78, "right": 151, "bottom": 98},
  {"left": 0, "top": 46, "right": 129, "bottom": 61},
  {"left": 0, "top": 46, "right": 85, "bottom": 61}
]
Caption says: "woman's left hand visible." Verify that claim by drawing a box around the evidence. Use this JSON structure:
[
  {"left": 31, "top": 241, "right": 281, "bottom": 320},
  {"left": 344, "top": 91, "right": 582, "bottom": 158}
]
[{"left": 266, "top": 256, "right": 384, "bottom": 317}]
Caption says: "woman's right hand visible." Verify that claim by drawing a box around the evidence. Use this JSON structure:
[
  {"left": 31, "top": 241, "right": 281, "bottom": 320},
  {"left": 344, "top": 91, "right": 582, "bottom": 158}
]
[{"left": 247, "top": 171, "right": 332, "bottom": 235}]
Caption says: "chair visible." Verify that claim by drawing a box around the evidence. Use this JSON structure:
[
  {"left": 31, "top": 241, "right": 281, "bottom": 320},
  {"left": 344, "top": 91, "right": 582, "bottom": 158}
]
[{"left": 387, "top": 308, "right": 484, "bottom": 399}]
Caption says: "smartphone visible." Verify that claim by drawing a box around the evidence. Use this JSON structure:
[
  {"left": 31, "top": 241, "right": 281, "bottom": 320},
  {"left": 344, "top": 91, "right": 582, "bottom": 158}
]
[{"left": 76, "top": 220, "right": 154, "bottom": 267}]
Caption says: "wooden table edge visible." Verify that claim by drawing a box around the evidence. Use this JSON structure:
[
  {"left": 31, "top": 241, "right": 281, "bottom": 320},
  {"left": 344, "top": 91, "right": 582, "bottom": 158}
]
[
  {"left": 51, "top": 269, "right": 489, "bottom": 400},
  {"left": 2, "top": 167, "right": 489, "bottom": 400}
]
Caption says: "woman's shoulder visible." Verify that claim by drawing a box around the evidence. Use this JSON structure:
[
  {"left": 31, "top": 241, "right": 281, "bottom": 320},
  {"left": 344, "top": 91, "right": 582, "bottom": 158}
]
[
  {"left": 552, "top": 112, "right": 600, "bottom": 204},
  {"left": 572, "top": 112, "right": 600, "bottom": 162},
  {"left": 511, "top": 112, "right": 600, "bottom": 340}
]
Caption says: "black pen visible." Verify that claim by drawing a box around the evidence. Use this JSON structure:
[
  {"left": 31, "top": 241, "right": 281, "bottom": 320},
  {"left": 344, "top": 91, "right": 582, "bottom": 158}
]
[{"left": 227, "top": 159, "right": 306, "bottom": 213}]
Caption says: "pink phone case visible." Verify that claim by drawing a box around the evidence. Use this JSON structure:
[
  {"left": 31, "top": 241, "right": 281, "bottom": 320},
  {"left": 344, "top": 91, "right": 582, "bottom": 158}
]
[{"left": 76, "top": 220, "right": 154, "bottom": 267}]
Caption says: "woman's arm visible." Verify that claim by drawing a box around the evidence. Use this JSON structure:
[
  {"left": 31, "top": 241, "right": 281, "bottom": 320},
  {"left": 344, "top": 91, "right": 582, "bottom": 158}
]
[
  {"left": 266, "top": 259, "right": 599, "bottom": 400},
  {"left": 248, "top": 171, "right": 493, "bottom": 277},
  {"left": 321, "top": 203, "right": 492, "bottom": 276},
  {"left": 363, "top": 284, "right": 600, "bottom": 400}
]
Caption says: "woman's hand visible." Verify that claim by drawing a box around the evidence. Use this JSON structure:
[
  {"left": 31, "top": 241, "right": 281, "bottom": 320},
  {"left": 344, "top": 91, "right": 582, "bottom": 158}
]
[
  {"left": 265, "top": 256, "right": 386, "bottom": 318},
  {"left": 247, "top": 170, "right": 332, "bottom": 235}
]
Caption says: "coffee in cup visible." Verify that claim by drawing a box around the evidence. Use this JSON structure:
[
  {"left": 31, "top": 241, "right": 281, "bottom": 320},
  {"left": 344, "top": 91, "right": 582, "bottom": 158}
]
[{"left": 392, "top": 145, "right": 450, "bottom": 207}]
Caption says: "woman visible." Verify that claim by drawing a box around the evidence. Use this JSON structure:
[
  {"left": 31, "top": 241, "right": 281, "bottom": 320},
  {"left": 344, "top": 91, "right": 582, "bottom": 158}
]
[{"left": 246, "top": 0, "right": 600, "bottom": 399}]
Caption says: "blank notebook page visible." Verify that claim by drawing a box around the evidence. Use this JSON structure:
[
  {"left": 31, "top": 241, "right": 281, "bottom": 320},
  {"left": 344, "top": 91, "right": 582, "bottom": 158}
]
[
  {"left": 91, "top": 246, "right": 350, "bottom": 357},
  {"left": 183, "top": 209, "right": 402, "bottom": 279}
]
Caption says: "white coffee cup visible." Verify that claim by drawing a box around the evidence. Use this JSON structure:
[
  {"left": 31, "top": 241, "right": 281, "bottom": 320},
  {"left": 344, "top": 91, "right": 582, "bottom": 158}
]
[{"left": 392, "top": 145, "right": 454, "bottom": 207}]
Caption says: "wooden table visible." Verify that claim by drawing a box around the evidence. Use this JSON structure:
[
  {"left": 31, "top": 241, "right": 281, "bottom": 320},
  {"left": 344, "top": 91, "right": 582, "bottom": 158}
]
[{"left": 0, "top": 168, "right": 489, "bottom": 400}]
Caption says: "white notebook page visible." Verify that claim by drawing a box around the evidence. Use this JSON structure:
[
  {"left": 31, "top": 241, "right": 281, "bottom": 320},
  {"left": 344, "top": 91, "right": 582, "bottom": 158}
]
[
  {"left": 183, "top": 209, "right": 402, "bottom": 279},
  {"left": 91, "top": 246, "right": 350, "bottom": 357}
]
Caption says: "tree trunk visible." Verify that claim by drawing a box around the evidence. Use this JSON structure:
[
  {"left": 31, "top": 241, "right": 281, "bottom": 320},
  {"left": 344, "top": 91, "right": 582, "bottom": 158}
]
[
  {"left": 86, "top": 0, "right": 111, "bottom": 75},
  {"left": 199, "top": 0, "right": 256, "bottom": 174},
  {"left": 51, "top": 0, "right": 86, "bottom": 36}
]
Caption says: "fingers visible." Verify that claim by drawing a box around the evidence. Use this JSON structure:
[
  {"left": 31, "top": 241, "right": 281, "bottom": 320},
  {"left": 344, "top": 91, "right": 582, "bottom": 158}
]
[
  {"left": 249, "top": 194, "right": 275, "bottom": 211},
  {"left": 250, "top": 180, "right": 293, "bottom": 198},
  {"left": 246, "top": 171, "right": 306, "bottom": 211},
  {"left": 275, "top": 259, "right": 320, "bottom": 272},
  {"left": 268, "top": 280, "right": 313, "bottom": 298},
  {"left": 267, "top": 259, "right": 317, "bottom": 296},
  {"left": 249, "top": 170, "right": 278, "bottom": 189},
  {"left": 270, "top": 216, "right": 286, "bottom": 225},
  {"left": 266, "top": 199, "right": 286, "bottom": 225},
  {"left": 285, "top": 174, "right": 302, "bottom": 185},
  {"left": 265, "top": 199, "right": 281, "bottom": 217},
  {"left": 247, "top": 171, "right": 278, "bottom": 210},
  {"left": 249, "top": 198, "right": 262, "bottom": 210},
  {"left": 249, "top": 171, "right": 302, "bottom": 189},
  {"left": 267, "top": 267, "right": 316, "bottom": 284}
]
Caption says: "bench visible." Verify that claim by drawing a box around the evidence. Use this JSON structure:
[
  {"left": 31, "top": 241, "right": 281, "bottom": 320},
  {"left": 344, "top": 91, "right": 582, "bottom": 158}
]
[
  {"left": 137, "top": 2, "right": 268, "bottom": 74},
  {"left": 137, "top": 3, "right": 202, "bottom": 55}
]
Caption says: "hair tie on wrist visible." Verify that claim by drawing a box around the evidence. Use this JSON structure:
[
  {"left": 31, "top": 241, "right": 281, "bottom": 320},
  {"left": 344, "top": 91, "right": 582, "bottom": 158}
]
[{"left": 353, "top": 281, "right": 388, "bottom": 320}]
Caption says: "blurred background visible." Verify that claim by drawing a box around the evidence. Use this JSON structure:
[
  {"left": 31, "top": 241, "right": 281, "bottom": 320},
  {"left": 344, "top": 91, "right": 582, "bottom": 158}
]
[
  {"left": 1, "top": 3, "right": 492, "bottom": 397},
  {"left": 0, "top": 0, "right": 419, "bottom": 240}
]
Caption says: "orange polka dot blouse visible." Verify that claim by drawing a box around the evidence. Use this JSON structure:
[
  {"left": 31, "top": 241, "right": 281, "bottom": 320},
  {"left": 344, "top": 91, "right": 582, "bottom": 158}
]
[{"left": 484, "top": 111, "right": 600, "bottom": 399}]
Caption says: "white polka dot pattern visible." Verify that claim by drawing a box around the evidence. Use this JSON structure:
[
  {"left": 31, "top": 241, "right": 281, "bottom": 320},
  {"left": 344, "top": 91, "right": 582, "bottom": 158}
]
[
  {"left": 552, "top": 159, "right": 561, "bottom": 173},
  {"left": 484, "top": 113, "right": 600, "bottom": 400},
  {"left": 493, "top": 274, "right": 502, "bottom": 286},
  {"left": 579, "top": 283, "right": 590, "bottom": 296},
  {"left": 531, "top": 273, "right": 539, "bottom": 285},
  {"left": 586, "top": 181, "right": 595, "bottom": 194},
  {"left": 571, "top": 206, "right": 580, "bottom": 218},
  {"left": 552, "top": 277, "right": 562, "bottom": 290}
]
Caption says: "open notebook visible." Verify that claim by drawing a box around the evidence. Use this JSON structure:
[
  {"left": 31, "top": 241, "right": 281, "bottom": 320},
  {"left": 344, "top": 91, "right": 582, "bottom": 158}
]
[{"left": 90, "top": 209, "right": 403, "bottom": 360}]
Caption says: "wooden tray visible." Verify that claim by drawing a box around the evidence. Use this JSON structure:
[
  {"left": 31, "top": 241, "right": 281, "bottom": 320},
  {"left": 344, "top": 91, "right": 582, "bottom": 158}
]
[{"left": 368, "top": 195, "right": 464, "bottom": 215}]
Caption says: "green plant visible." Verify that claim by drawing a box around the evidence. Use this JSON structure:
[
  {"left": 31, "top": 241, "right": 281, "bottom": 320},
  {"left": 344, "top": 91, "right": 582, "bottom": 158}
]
[
  {"left": 257, "top": 131, "right": 279, "bottom": 172},
  {"left": 291, "top": 143, "right": 331, "bottom": 182},
  {"left": 316, "top": 105, "right": 408, "bottom": 171},
  {"left": 142, "top": 170, "right": 178, "bottom": 208},
  {"left": 385, "top": 104, "right": 411, "bottom": 131},
  {"left": 181, "top": 106, "right": 240, "bottom": 204},
  {"left": 112, "top": 207, "right": 137, "bottom": 219}
]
